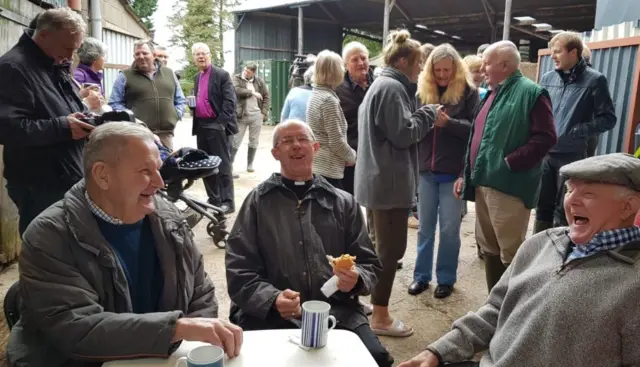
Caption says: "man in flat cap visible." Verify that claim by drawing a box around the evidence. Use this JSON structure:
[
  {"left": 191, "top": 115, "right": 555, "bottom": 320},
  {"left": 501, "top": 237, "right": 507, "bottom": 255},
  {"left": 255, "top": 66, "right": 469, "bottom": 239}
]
[{"left": 398, "top": 154, "right": 640, "bottom": 367}]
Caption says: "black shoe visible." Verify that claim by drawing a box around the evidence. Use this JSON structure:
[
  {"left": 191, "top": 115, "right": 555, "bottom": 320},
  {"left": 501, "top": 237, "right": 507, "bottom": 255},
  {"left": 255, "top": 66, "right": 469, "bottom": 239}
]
[
  {"left": 408, "top": 280, "right": 429, "bottom": 295},
  {"left": 219, "top": 204, "right": 235, "bottom": 214},
  {"left": 396, "top": 261, "right": 403, "bottom": 270},
  {"left": 434, "top": 284, "right": 454, "bottom": 299}
]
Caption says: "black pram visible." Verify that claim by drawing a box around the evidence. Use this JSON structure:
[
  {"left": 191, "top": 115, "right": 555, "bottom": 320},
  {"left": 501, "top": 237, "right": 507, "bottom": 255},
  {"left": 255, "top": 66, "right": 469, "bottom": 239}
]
[
  {"left": 89, "top": 110, "right": 229, "bottom": 249},
  {"left": 157, "top": 146, "right": 229, "bottom": 249}
]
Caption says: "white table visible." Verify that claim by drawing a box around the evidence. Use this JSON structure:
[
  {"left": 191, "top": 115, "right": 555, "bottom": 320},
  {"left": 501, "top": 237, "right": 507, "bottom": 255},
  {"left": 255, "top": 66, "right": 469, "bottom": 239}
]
[{"left": 103, "top": 329, "right": 377, "bottom": 367}]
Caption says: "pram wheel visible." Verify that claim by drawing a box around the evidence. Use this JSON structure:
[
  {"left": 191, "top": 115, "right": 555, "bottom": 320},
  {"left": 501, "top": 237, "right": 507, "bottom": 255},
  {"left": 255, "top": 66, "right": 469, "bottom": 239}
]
[{"left": 207, "top": 220, "right": 228, "bottom": 249}]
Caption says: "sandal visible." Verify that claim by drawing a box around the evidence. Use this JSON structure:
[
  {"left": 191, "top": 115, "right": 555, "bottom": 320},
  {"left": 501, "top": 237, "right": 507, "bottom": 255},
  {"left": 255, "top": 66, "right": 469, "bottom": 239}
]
[{"left": 372, "top": 319, "right": 414, "bottom": 337}]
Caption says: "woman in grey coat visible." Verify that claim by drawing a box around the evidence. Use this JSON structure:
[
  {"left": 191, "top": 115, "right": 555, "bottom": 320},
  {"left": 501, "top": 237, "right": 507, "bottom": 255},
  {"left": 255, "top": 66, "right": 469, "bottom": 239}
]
[{"left": 355, "top": 29, "right": 438, "bottom": 338}]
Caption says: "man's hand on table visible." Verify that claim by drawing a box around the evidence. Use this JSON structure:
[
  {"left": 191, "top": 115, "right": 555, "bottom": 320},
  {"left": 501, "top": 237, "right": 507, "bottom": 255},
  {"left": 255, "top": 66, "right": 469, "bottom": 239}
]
[
  {"left": 397, "top": 350, "right": 440, "bottom": 367},
  {"left": 172, "top": 318, "right": 243, "bottom": 358},
  {"left": 275, "top": 289, "right": 301, "bottom": 319},
  {"left": 334, "top": 266, "right": 359, "bottom": 293}
]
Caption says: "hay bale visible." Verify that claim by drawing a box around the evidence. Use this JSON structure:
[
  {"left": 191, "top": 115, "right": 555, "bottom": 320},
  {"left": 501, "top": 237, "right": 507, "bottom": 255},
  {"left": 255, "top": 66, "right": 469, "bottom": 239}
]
[{"left": 520, "top": 62, "right": 538, "bottom": 81}]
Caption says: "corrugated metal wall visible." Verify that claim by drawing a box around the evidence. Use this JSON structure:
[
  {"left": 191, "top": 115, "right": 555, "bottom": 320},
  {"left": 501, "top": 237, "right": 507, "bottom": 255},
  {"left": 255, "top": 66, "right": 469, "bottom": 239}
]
[
  {"left": 538, "top": 45, "right": 639, "bottom": 155},
  {"left": 0, "top": 0, "right": 46, "bottom": 264},
  {"left": 102, "top": 29, "right": 139, "bottom": 98},
  {"left": 235, "top": 13, "right": 342, "bottom": 71}
]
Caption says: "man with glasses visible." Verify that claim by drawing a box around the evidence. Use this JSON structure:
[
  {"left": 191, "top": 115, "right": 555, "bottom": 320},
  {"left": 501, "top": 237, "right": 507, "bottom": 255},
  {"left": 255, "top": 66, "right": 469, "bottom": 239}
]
[
  {"left": 226, "top": 119, "right": 393, "bottom": 367},
  {"left": 190, "top": 42, "right": 237, "bottom": 213}
]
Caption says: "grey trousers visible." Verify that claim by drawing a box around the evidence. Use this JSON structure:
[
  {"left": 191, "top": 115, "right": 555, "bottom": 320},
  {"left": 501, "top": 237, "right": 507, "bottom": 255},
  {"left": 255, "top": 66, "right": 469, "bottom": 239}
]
[{"left": 233, "top": 113, "right": 263, "bottom": 150}]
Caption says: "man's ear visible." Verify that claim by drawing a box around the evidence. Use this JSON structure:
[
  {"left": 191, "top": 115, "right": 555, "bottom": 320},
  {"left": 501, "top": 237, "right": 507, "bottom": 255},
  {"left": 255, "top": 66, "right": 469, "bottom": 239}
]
[
  {"left": 622, "top": 195, "right": 640, "bottom": 221},
  {"left": 312, "top": 142, "right": 320, "bottom": 152},
  {"left": 91, "top": 162, "right": 110, "bottom": 190},
  {"left": 271, "top": 148, "right": 279, "bottom": 161}
]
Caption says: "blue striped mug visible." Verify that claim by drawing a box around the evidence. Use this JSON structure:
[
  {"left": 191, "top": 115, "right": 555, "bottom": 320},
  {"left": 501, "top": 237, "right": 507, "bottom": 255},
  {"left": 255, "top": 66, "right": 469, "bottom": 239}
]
[{"left": 301, "top": 300, "right": 337, "bottom": 348}]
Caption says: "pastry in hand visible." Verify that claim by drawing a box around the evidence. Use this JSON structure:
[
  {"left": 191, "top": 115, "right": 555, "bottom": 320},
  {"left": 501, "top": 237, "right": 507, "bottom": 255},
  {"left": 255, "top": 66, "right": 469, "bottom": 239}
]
[{"left": 327, "top": 254, "right": 356, "bottom": 271}]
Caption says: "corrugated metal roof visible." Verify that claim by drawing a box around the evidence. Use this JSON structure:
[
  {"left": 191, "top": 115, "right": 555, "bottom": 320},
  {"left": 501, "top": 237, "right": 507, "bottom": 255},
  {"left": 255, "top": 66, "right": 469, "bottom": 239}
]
[
  {"left": 538, "top": 45, "right": 639, "bottom": 154},
  {"left": 234, "top": 0, "right": 329, "bottom": 13}
]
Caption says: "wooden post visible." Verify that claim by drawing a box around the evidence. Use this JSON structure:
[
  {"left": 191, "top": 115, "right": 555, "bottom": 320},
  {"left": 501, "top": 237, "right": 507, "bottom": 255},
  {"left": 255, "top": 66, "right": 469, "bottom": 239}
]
[
  {"left": 297, "top": 7, "right": 303, "bottom": 55},
  {"left": 382, "top": 0, "right": 390, "bottom": 47},
  {"left": 67, "top": 0, "right": 81, "bottom": 11}
]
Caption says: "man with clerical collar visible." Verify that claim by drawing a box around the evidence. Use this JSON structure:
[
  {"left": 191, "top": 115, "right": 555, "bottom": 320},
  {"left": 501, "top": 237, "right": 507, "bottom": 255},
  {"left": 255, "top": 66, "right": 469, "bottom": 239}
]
[
  {"left": 399, "top": 153, "right": 640, "bottom": 367},
  {"left": 8, "top": 122, "right": 242, "bottom": 367},
  {"left": 226, "top": 119, "right": 394, "bottom": 367}
]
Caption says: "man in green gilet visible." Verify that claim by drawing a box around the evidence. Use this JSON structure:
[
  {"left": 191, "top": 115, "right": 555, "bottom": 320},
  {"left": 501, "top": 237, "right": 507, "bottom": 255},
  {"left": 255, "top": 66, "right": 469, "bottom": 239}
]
[
  {"left": 108, "top": 40, "right": 187, "bottom": 150},
  {"left": 453, "top": 41, "right": 557, "bottom": 292}
]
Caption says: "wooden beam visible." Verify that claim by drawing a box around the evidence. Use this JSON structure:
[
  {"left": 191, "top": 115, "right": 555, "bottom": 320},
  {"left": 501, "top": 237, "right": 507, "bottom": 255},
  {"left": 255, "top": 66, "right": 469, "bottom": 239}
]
[
  {"left": 318, "top": 3, "right": 339, "bottom": 22},
  {"left": 251, "top": 11, "right": 337, "bottom": 24},
  {"left": 394, "top": 1, "right": 412, "bottom": 23},
  {"left": 510, "top": 25, "right": 550, "bottom": 40}
]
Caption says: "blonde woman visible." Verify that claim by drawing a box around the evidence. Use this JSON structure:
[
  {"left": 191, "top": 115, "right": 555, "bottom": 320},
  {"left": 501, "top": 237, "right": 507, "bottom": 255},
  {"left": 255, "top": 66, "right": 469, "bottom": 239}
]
[
  {"left": 410, "top": 44, "right": 480, "bottom": 299},
  {"left": 356, "top": 29, "right": 437, "bottom": 338},
  {"left": 306, "top": 50, "right": 356, "bottom": 188},
  {"left": 463, "top": 54, "right": 488, "bottom": 99}
]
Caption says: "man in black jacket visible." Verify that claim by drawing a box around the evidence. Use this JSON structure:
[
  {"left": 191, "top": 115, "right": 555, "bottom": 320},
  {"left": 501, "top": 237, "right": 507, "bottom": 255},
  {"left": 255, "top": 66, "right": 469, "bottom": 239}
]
[
  {"left": 535, "top": 32, "right": 616, "bottom": 232},
  {"left": 191, "top": 42, "right": 237, "bottom": 213},
  {"left": 0, "top": 8, "right": 94, "bottom": 235}
]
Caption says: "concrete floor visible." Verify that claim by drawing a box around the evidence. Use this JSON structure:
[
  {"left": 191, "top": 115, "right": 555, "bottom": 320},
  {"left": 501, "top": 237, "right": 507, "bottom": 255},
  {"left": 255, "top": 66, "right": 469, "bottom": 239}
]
[{"left": 0, "top": 118, "right": 530, "bottom": 366}]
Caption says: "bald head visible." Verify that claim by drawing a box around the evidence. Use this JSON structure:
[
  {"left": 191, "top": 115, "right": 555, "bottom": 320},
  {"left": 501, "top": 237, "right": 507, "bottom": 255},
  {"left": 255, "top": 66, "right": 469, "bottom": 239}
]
[{"left": 481, "top": 41, "right": 521, "bottom": 88}]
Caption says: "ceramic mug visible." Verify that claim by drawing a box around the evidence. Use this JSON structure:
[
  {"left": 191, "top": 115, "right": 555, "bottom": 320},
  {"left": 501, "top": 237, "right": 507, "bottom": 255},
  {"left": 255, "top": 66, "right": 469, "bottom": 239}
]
[
  {"left": 300, "top": 300, "right": 337, "bottom": 348},
  {"left": 175, "top": 345, "right": 224, "bottom": 367}
]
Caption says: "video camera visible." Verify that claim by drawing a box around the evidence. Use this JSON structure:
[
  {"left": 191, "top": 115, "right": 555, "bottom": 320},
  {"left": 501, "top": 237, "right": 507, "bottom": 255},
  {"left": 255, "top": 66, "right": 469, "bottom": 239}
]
[
  {"left": 289, "top": 54, "right": 315, "bottom": 88},
  {"left": 80, "top": 109, "right": 136, "bottom": 127}
]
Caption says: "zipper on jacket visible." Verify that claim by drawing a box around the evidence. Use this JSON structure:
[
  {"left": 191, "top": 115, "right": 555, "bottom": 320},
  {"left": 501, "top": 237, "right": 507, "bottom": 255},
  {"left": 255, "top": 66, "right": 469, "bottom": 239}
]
[
  {"left": 295, "top": 195, "right": 313, "bottom": 294},
  {"left": 151, "top": 75, "right": 160, "bottom": 128}
]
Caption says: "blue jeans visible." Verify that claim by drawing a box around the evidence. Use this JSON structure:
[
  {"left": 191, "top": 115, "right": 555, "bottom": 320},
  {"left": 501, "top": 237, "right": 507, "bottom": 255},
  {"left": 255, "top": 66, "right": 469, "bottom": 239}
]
[{"left": 414, "top": 172, "right": 463, "bottom": 285}]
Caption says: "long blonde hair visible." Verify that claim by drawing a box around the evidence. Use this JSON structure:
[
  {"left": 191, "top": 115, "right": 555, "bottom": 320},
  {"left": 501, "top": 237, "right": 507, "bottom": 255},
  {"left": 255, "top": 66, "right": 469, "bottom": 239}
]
[{"left": 418, "top": 44, "right": 473, "bottom": 105}]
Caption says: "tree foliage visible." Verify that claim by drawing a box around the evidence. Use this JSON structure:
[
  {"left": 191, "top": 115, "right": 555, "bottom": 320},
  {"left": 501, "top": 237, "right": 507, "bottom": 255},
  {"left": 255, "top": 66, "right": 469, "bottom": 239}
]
[
  {"left": 131, "top": 0, "right": 158, "bottom": 32},
  {"left": 169, "top": 0, "right": 238, "bottom": 93}
]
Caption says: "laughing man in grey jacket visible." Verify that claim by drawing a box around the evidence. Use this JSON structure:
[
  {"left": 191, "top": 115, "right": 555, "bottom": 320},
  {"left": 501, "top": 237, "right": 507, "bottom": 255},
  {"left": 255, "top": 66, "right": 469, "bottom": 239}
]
[{"left": 398, "top": 153, "right": 640, "bottom": 367}]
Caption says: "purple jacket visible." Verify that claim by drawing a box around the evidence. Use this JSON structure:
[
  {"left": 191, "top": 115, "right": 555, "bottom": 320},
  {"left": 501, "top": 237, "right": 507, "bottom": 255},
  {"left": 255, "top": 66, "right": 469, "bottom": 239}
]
[{"left": 73, "top": 63, "right": 104, "bottom": 95}]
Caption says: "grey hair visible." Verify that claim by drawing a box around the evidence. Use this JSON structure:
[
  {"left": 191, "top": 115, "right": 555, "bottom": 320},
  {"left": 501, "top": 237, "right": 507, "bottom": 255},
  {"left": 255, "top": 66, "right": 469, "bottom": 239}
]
[
  {"left": 484, "top": 40, "right": 521, "bottom": 68},
  {"left": 134, "top": 39, "right": 155, "bottom": 53},
  {"left": 303, "top": 65, "right": 314, "bottom": 85},
  {"left": 83, "top": 122, "right": 156, "bottom": 178},
  {"left": 272, "top": 119, "right": 316, "bottom": 148},
  {"left": 477, "top": 43, "right": 490, "bottom": 56},
  {"left": 77, "top": 37, "right": 107, "bottom": 65},
  {"left": 245, "top": 61, "right": 257, "bottom": 72},
  {"left": 342, "top": 41, "right": 369, "bottom": 63},
  {"left": 616, "top": 186, "right": 638, "bottom": 199},
  {"left": 34, "top": 7, "right": 86, "bottom": 36},
  {"left": 192, "top": 42, "right": 211, "bottom": 55},
  {"left": 155, "top": 45, "right": 167, "bottom": 52}
]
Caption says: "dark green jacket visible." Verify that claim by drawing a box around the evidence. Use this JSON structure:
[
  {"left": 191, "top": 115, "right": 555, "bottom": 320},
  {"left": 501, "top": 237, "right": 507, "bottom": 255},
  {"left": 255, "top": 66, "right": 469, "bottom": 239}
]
[
  {"left": 462, "top": 71, "right": 548, "bottom": 209},
  {"left": 122, "top": 64, "right": 178, "bottom": 133}
]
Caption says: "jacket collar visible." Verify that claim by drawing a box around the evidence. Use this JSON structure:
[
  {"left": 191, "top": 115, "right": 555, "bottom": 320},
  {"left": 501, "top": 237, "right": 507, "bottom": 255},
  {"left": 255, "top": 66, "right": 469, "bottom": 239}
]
[
  {"left": 344, "top": 68, "right": 374, "bottom": 91},
  {"left": 380, "top": 66, "right": 412, "bottom": 89},
  {"left": 63, "top": 180, "right": 187, "bottom": 263},
  {"left": 76, "top": 63, "right": 103, "bottom": 82},
  {"left": 18, "top": 31, "right": 56, "bottom": 69},
  {"left": 555, "top": 57, "right": 587, "bottom": 83},
  {"left": 257, "top": 173, "right": 338, "bottom": 208},
  {"left": 548, "top": 227, "right": 640, "bottom": 265}
]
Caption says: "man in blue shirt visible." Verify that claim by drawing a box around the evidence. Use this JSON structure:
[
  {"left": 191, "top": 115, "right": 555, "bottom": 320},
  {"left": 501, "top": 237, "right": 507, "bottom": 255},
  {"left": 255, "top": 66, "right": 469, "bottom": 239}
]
[
  {"left": 8, "top": 122, "right": 242, "bottom": 367},
  {"left": 109, "top": 40, "right": 187, "bottom": 150}
]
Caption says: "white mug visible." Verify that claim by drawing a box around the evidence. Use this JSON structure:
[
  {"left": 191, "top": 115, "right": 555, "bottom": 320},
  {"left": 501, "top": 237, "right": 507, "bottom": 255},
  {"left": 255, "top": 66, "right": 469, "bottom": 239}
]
[
  {"left": 300, "top": 300, "right": 337, "bottom": 348},
  {"left": 175, "top": 345, "right": 224, "bottom": 367}
]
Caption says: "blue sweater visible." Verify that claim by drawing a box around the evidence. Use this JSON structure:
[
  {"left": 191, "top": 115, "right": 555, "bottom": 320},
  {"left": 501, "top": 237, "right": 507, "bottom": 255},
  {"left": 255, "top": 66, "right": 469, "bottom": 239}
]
[
  {"left": 281, "top": 86, "right": 312, "bottom": 122},
  {"left": 94, "top": 216, "right": 164, "bottom": 313}
]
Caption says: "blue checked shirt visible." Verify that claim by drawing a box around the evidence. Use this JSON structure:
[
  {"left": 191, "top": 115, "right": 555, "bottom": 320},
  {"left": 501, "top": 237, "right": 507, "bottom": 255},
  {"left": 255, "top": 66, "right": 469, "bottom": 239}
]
[
  {"left": 85, "top": 190, "right": 123, "bottom": 225},
  {"left": 565, "top": 226, "right": 640, "bottom": 263}
]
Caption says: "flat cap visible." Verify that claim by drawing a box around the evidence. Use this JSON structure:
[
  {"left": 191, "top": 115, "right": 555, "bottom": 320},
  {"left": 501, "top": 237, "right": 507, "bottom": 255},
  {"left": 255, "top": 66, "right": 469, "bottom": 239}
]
[{"left": 559, "top": 153, "right": 640, "bottom": 191}]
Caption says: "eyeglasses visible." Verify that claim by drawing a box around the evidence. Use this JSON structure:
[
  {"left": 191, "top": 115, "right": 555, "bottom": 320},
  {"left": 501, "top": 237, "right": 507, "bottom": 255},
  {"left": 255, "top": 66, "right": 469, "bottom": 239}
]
[{"left": 276, "top": 135, "right": 312, "bottom": 147}]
